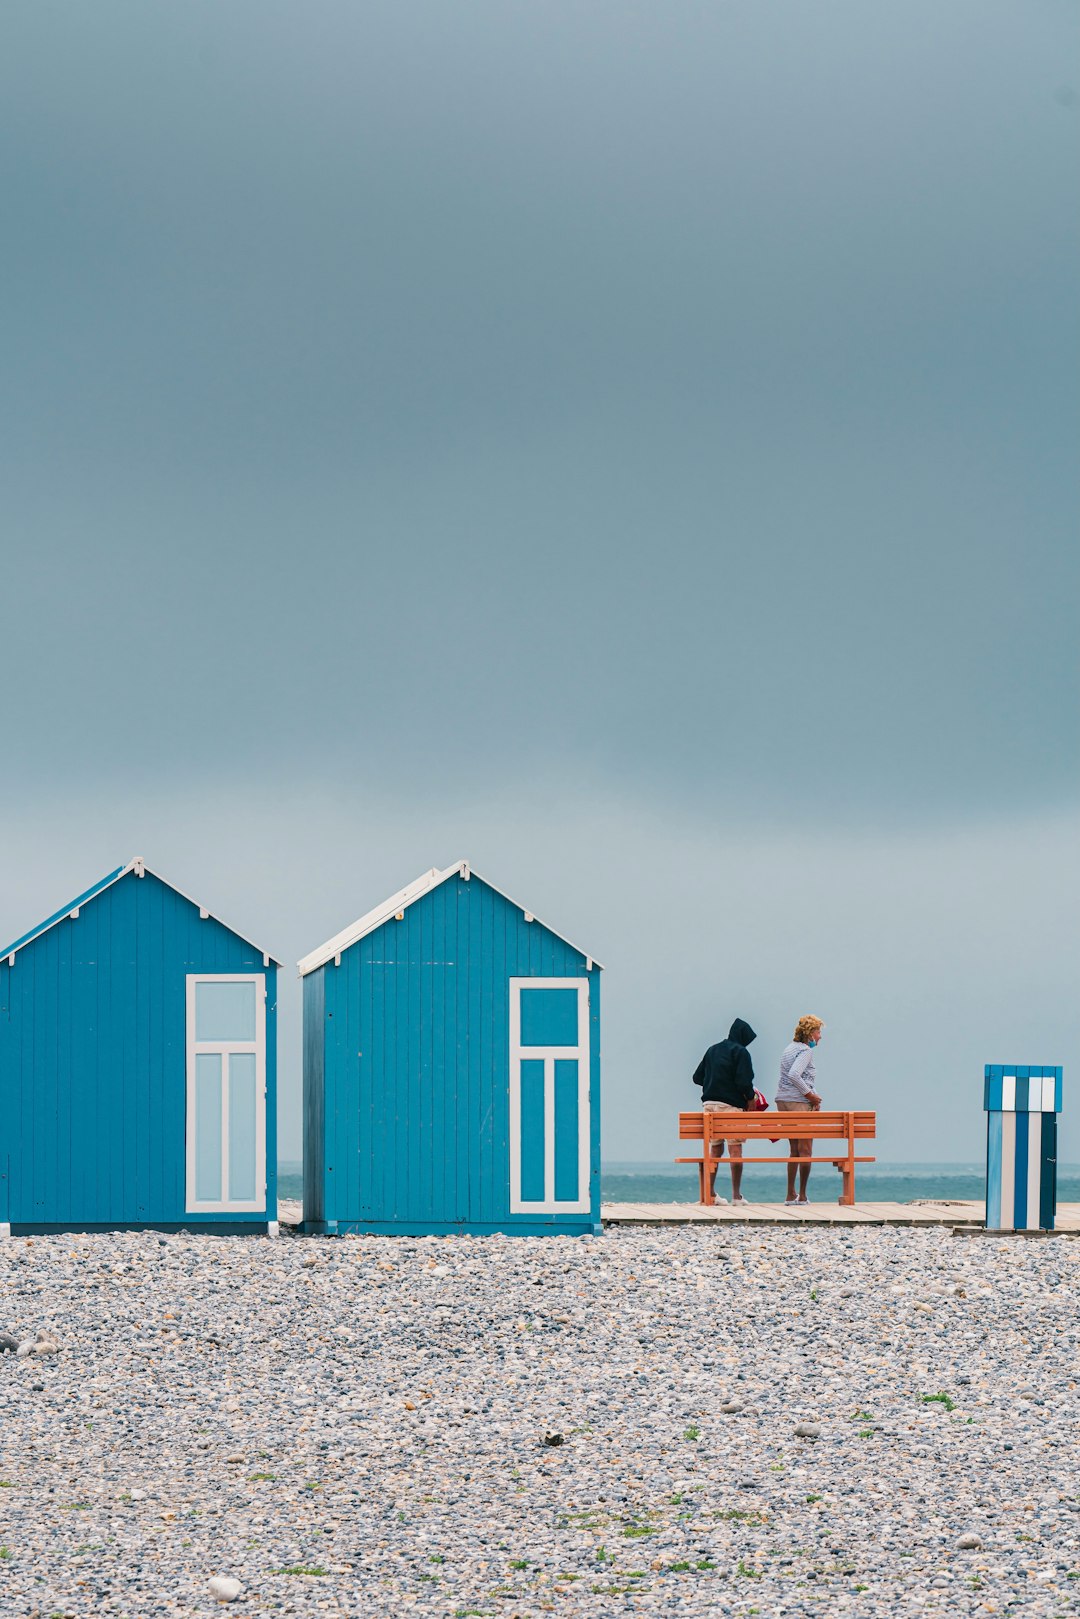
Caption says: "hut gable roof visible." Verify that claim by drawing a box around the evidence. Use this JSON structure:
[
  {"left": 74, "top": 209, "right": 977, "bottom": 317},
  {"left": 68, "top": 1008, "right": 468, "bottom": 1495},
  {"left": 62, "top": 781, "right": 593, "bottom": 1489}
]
[
  {"left": 297, "top": 860, "right": 603, "bottom": 977},
  {"left": 2, "top": 857, "right": 282, "bottom": 967}
]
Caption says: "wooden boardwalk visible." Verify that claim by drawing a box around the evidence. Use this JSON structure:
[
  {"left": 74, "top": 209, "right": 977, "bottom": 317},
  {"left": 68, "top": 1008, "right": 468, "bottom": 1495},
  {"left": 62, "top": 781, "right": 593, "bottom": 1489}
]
[
  {"left": 279, "top": 1197, "right": 1080, "bottom": 1233},
  {"left": 602, "top": 1200, "right": 1080, "bottom": 1229}
]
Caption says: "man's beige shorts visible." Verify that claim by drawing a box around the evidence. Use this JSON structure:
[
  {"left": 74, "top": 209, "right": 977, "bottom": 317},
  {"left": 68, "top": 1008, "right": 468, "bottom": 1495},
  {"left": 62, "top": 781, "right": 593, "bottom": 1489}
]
[{"left": 703, "top": 1099, "right": 743, "bottom": 1159}]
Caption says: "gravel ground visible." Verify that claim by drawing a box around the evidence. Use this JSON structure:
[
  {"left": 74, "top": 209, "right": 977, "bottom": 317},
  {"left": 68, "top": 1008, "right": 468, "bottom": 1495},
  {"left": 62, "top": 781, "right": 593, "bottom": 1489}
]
[{"left": 1, "top": 1222, "right": 1078, "bottom": 1618}]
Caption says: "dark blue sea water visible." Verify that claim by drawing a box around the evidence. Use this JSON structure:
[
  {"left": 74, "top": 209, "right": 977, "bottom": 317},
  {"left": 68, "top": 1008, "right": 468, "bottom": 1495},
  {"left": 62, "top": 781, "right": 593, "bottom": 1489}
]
[
  {"left": 600, "top": 1162, "right": 986, "bottom": 1205},
  {"left": 277, "top": 1162, "right": 1080, "bottom": 1206},
  {"left": 601, "top": 1162, "right": 1080, "bottom": 1204}
]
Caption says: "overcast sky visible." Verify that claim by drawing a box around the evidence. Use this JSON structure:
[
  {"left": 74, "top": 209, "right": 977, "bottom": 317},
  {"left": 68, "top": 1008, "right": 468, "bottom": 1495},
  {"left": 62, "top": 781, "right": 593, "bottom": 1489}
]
[{"left": 2, "top": 2, "right": 1077, "bottom": 1164}]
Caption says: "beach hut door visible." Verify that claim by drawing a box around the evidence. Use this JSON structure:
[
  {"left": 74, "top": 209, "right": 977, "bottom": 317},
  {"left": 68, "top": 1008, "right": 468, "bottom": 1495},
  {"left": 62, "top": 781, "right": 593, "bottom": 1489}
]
[
  {"left": 185, "top": 974, "right": 267, "bottom": 1214},
  {"left": 509, "top": 978, "right": 590, "bottom": 1215}
]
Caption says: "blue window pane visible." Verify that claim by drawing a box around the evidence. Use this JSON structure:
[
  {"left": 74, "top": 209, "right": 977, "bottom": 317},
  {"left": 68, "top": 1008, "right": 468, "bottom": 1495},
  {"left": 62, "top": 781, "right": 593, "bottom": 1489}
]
[
  {"left": 519, "top": 987, "right": 578, "bottom": 1047},
  {"left": 228, "top": 1053, "right": 258, "bottom": 1203},
  {"left": 554, "top": 1060, "right": 579, "bottom": 1202},
  {"left": 520, "top": 1058, "right": 546, "bottom": 1201},
  {"left": 196, "top": 980, "right": 256, "bottom": 1042},
  {"left": 195, "top": 1054, "right": 222, "bottom": 1202}
]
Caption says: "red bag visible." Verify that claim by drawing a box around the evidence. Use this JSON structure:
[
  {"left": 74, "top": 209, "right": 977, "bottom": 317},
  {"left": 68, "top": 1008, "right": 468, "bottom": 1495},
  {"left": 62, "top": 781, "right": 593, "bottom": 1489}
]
[{"left": 753, "top": 1089, "right": 782, "bottom": 1143}]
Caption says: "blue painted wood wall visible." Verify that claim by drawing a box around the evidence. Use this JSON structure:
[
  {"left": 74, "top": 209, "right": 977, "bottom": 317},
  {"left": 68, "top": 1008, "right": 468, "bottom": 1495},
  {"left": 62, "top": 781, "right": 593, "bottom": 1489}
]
[
  {"left": 303, "top": 872, "right": 600, "bottom": 1235},
  {"left": 0, "top": 869, "right": 277, "bottom": 1230}
]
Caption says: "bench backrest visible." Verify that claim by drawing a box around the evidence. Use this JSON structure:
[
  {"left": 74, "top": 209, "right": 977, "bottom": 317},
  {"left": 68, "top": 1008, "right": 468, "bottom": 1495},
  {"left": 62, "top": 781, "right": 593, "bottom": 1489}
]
[{"left": 679, "top": 1109, "right": 876, "bottom": 1141}]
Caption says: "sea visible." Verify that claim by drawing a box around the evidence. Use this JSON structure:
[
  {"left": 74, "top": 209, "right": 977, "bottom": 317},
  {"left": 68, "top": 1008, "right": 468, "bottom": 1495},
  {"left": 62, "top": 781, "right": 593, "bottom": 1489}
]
[{"left": 277, "top": 1162, "right": 1080, "bottom": 1206}]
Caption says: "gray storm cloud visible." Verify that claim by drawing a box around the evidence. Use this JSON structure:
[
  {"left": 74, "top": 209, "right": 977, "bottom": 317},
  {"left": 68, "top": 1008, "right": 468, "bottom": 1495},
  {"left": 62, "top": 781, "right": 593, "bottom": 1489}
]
[{"left": 0, "top": 2, "right": 1075, "bottom": 1159}]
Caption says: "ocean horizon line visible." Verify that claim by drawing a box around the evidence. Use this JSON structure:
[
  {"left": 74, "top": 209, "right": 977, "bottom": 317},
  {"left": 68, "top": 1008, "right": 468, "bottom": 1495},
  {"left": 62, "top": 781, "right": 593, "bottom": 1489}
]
[
  {"left": 276, "top": 1158, "right": 1051, "bottom": 1175},
  {"left": 273, "top": 1158, "right": 1080, "bottom": 1208}
]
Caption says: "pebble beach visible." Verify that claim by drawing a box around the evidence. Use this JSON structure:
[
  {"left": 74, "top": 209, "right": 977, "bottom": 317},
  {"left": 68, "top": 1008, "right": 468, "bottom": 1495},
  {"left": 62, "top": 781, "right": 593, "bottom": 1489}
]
[{"left": 1, "top": 1220, "right": 1077, "bottom": 1618}]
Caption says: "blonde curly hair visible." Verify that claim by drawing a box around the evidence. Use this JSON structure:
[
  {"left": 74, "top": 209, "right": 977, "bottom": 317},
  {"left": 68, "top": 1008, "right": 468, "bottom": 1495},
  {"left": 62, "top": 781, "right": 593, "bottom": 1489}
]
[{"left": 793, "top": 1015, "right": 824, "bottom": 1044}]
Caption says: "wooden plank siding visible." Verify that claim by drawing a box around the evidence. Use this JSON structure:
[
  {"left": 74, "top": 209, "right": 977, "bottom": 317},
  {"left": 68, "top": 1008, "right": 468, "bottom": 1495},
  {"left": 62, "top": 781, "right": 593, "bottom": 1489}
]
[{"left": 0, "top": 869, "right": 277, "bottom": 1230}]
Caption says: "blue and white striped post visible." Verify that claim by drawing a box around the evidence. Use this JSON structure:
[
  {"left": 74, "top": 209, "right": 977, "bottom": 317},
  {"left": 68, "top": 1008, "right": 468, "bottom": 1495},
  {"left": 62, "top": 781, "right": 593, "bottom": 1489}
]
[{"left": 984, "top": 1066, "right": 1062, "bottom": 1232}]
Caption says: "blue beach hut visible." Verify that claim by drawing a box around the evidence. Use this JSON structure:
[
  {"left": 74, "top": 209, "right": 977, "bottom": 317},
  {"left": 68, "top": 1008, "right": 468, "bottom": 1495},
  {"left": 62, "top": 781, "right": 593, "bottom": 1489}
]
[
  {"left": 0, "top": 858, "right": 280, "bottom": 1235},
  {"left": 298, "top": 861, "right": 602, "bottom": 1236}
]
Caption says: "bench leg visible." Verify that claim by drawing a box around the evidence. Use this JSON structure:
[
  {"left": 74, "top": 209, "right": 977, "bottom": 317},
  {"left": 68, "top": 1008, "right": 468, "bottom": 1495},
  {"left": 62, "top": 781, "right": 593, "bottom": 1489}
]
[
  {"left": 838, "top": 1112, "right": 856, "bottom": 1206},
  {"left": 699, "top": 1117, "right": 718, "bottom": 1205}
]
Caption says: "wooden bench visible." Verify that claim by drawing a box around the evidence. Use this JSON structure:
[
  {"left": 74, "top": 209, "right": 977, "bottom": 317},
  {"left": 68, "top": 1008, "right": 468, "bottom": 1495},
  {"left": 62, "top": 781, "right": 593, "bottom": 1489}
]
[{"left": 678, "top": 1110, "right": 877, "bottom": 1206}]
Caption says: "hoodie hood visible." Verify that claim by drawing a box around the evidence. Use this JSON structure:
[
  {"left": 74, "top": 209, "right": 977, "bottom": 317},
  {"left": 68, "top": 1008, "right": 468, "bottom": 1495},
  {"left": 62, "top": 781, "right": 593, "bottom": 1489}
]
[{"left": 728, "top": 1017, "right": 756, "bottom": 1047}]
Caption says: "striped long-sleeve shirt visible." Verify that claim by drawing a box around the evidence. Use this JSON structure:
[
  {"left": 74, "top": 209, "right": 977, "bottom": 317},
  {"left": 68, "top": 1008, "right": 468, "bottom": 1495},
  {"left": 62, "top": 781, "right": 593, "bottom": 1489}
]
[{"left": 776, "top": 1041, "right": 818, "bottom": 1103}]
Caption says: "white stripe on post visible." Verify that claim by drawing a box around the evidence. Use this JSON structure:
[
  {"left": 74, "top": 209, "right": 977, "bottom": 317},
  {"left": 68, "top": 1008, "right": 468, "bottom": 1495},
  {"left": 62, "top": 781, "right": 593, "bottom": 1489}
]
[
  {"left": 1026, "top": 1112, "right": 1042, "bottom": 1231},
  {"left": 999, "top": 1112, "right": 1016, "bottom": 1229}
]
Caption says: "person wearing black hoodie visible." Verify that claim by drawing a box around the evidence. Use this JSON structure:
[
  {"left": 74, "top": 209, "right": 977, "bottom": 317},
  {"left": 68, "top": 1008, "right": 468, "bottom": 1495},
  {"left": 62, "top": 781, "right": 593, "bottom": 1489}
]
[{"left": 692, "top": 1018, "right": 757, "bottom": 1205}]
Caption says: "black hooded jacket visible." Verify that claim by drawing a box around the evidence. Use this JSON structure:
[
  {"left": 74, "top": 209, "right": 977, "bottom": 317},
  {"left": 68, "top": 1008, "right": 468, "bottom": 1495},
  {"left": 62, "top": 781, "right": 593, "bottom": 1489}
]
[{"left": 692, "top": 1018, "right": 757, "bottom": 1107}]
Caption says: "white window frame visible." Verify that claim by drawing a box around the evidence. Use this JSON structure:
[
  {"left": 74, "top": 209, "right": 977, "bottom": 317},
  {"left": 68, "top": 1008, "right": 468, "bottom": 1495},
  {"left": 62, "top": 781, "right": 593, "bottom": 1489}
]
[
  {"left": 508, "top": 977, "right": 590, "bottom": 1215},
  {"left": 185, "top": 973, "right": 267, "bottom": 1213}
]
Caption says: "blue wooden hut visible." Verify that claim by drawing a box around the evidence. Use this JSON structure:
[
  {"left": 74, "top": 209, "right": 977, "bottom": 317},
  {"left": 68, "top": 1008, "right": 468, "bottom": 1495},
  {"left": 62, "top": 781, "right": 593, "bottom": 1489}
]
[
  {"left": 0, "top": 857, "right": 280, "bottom": 1234},
  {"left": 298, "top": 861, "right": 602, "bottom": 1236}
]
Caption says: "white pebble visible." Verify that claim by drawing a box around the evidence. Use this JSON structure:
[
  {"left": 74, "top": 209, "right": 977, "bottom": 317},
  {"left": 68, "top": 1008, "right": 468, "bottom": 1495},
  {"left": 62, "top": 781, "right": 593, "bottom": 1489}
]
[{"left": 209, "top": 1575, "right": 243, "bottom": 1602}]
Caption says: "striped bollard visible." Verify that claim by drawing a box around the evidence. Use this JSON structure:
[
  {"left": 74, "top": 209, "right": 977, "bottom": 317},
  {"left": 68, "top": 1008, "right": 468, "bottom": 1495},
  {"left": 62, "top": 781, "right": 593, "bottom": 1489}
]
[{"left": 984, "top": 1066, "right": 1062, "bottom": 1232}]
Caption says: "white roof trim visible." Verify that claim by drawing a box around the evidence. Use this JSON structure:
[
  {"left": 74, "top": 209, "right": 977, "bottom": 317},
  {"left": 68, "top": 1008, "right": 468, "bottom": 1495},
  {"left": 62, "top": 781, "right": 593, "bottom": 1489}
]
[
  {"left": 297, "top": 860, "right": 603, "bottom": 977},
  {"left": 3, "top": 857, "right": 283, "bottom": 967}
]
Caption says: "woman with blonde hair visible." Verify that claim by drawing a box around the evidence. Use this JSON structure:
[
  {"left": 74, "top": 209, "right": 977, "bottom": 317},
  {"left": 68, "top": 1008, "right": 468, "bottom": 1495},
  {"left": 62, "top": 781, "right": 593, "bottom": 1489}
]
[{"left": 775, "top": 1015, "right": 824, "bottom": 1206}]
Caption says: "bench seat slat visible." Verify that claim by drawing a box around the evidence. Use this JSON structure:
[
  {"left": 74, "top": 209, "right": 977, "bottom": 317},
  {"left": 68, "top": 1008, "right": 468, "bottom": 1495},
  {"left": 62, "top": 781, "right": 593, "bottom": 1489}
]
[
  {"left": 677, "top": 1154, "right": 876, "bottom": 1166},
  {"left": 678, "top": 1126, "right": 875, "bottom": 1136}
]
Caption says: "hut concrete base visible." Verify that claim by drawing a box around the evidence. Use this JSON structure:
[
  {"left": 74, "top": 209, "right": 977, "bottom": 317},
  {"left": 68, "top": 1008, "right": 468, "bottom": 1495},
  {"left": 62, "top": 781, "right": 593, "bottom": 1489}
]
[
  {"left": 1, "top": 1221, "right": 279, "bottom": 1237},
  {"left": 299, "top": 1219, "right": 602, "bottom": 1238}
]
